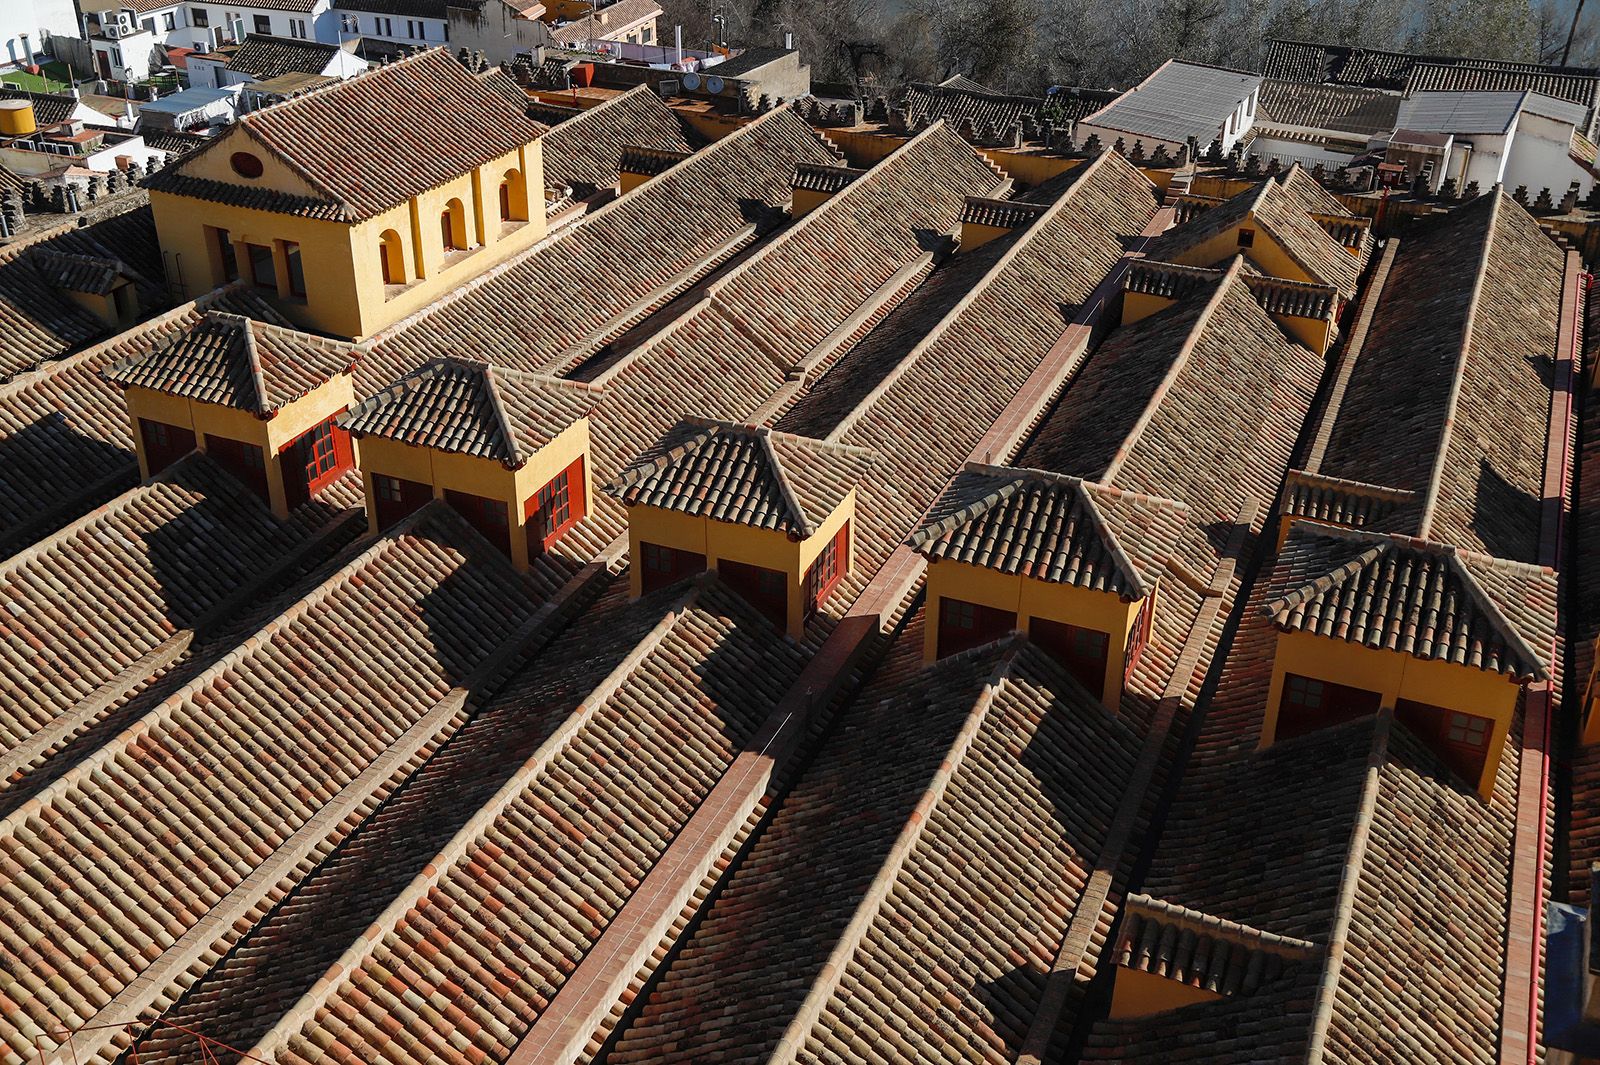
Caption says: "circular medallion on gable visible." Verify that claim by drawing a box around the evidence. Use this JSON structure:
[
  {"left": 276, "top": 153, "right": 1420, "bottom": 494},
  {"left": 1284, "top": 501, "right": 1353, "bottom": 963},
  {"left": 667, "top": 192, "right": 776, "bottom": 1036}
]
[{"left": 230, "top": 151, "right": 264, "bottom": 178}]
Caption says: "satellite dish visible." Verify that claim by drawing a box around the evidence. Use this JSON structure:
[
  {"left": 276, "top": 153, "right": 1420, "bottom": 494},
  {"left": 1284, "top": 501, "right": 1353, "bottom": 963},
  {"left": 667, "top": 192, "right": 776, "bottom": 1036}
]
[
  {"left": 682, "top": 71, "right": 702, "bottom": 91},
  {"left": 705, "top": 74, "right": 724, "bottom": 94}
]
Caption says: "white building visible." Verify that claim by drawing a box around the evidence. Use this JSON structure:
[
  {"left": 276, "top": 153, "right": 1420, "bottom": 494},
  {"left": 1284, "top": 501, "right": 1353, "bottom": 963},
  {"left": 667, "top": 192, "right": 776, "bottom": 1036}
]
[
  {"left": 332, "top": 0, "right": 450, "bottom": 56},
  {"left": 2, "top": 0, "right": 79, "bottom": 69},
  {"left": 1075, "top": 59, "right": 1261, "bottom": 158},
  {"left": 83, "top": 0, "right": 340, "bottom": 81},
  {"left": 1390, "top": 90, "right": 1600, "bottom": 196},
  {"left": 186, "top": 31, "right": 363, "bottom": 88}
]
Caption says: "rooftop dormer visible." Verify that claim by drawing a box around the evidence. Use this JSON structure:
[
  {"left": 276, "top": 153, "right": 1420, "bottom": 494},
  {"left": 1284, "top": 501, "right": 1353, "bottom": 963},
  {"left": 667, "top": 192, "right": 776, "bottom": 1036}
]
[
  {"left": 144, "top": 49, "right": 550, "bottom": 341},
  {"left": 959, "top": 195, "right": 1047, "bottom": 250},
  {"left": 908, "top": 463, "right": 1188, "bottom": 714},
  {"left": 103, "top": 310, "right": 361, "bottom": 517},
  {"left": 617, "top": 144, "right": 692, "bottom": 193},
  {"left": 31, "top": 249, "right": 143, "bottom": 329},
  {"left": 1259, "top": 522, "right": 1556, "bottom": 799},
  {"left": 1122, "top": 259, "right": 1340, "bottom": 355},
  {"left": 339, "top": 357, "right": 599, "bottom": 572},
  {"left": 1277, "top": 468, "right": 1417, "bottom": 547},
  {"left": 789, "top": 162, "right": 868, "bottom": 218},
  {"left": 606, "top": 419, "right": 878, "bottom": 637}
]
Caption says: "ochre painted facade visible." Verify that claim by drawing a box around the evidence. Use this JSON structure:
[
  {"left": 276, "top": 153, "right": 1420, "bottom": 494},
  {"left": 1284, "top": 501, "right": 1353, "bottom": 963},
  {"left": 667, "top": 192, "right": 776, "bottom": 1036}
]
[
  {"left": 1259, "top": 628, "right": 1520, "bottom": 799},
  {"left": 1122, "top": 287, "right": 1333, "bottom": 356},
  {"left": 123, "top": 372, "right": 355, "bottom": 518},
  {"left": 623, "top": 490, "right": 857, "bottom": 638},
  {"left": 1107, "top": 966, "right": 1224, "bottom": 1019},
  {"left": 922, "top": 556, "right": 1148, "bottom": 715},
  {"left": 353, "top": 417, "right": 592, "bottom": 573},
  {"left": 150, "top": 125, "right": 547, "bottom": 341}
]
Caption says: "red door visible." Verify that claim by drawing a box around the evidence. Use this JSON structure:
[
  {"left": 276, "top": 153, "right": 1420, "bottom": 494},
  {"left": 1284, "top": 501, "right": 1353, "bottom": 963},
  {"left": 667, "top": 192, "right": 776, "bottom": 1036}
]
[
  {"left": 445, "top": 489, "right": 511, "bottom": 557},
  {"left": 1029, "top": 617, "right": 1110, "bottom": 701},
  {"left": 639, "top": 542, "right": 706, "bottom": 594},
  {"left": 373, "top": 474, "right": 432, "bottom": 531},
  {"left": 205, "top": 434, "right": 269, "bottom": 503},
  {"left": 1275, "top": 673, "right": 1382, "bottom": 741},
  {"left": 140, "top": 418, "right": 196, "bottom": 476},
  {"left": 1395, "top": 699, "right": 1494, "bottom": 787},
  {"left": 936, "top": 596, "right": 1016, "bottom": 659},
  {"left": 719, "top": 559, "right": 788, "bottom": 630}
]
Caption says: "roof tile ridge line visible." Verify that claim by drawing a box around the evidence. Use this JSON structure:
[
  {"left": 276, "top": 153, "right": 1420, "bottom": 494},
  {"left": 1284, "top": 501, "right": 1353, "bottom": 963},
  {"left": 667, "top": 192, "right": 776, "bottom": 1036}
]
[
  {"left": 907, "top": 473, "right": 1021, "bottom": 549},
  {"left": 1250, "top": 181, "right": 1353, "bottom": 288},
  {"left": 0, "top": 503, "right": 440, "bottom": 843},
  {"left": 1284, "top": 466, "right": 1417, "bottom": 501},
  {"left": 1261, "top": 539, "right": 1387, "bottom": 617},
  {"left": 1442, "top": 548, "right": 1551, "bottom": 679},
  {"left": 603, "top": 422, "right": 720, "bottom": 494},
  {"left": 785, "top": 246, "right": 945, "bottom": 382},
  {"left": 966, "top": 460, "right": 1193, "bottom": 514},
  {"left": 1415, "top": 190, "right": 1500, "bottom": 539},
  {"left": 479, "top": 362, "right": 522, "bottom": 466},
  {"left": 365, "top": 106, "right": 804, "bottom": 348},
  {"left": 1100, "top": 255, "right": 1245, "bottom": 485},
  {"left": 757, "top": 425, "right": 814, "bottom": 537},
  {"left": 1076, "top": 479, "right": 1156, "bottom": 599},
  {"left": 0, "top": 451, "right": 200, "bottom": 579},
  {"left": 1300, "top": 236, "right": 1401, "bottom": 474},
  {"left": 1123, "top": 892, "right": 1320, "bottom": 954},
  {"left": 239, "top": 313, "right": 270, "bottom": 415},
  {"left": 767, "top": 641, "right": 1025, "bottom": 1065},
  {"left": 1303, "top": 711, "right": 1392, "bottom": 1064},
  {"left": 244, "top": 585, "right": 708, "bottom": 1064},
  {"left": 823, "top": 150, "right": 1142, "bottom": 444},
  {"left": 12, "top": 286, "right": 224, "bottom": 401}
]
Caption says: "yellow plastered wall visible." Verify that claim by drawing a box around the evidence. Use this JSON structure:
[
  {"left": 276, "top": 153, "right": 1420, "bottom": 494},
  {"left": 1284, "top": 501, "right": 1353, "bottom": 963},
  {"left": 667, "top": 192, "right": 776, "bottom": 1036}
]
[
  {"left": 354, "top": 417, "right": 590, "bottom": 572},
  {"left": 1108, "top": 967, "right": 1224, "bottom": 1019},
  {"left": 977, "top": 149, "right": 1080, "bottom": 187},
  {"left": 624, "top": 490, "right": 857, "bottom": 637},
  {"left": 1124, "top": 288, "right": 1331, "bottom": 355},
  {"left": 959, "top": 221, "right": 1015, "bottom": 251},
  {"left": 1165, "top": 211, "right": 1320, "bottom": 288},
  {"left": 923, "top": 557, "right": 1144, "bottom": 714},
  {"left": 124, "top": 373, "right": 355, "bottom": 517},
  {"left": 152, "top": 139, "right": 546, "bottom": 340},
  {"left": 619, "top": 168, "right": 653, "bottom": 194},
  {"left": 790, "top": 186, "right": 833, "bottom": 218},
  {"left": 1260, "top": 629, "right": 1521, "bottom": 799}
]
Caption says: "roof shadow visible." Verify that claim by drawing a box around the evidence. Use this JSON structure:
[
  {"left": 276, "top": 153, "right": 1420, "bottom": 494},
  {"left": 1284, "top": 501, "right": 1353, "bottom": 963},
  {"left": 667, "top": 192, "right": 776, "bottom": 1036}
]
[{"left": 0, "top": 411, "right": 135, "bottom": 558}]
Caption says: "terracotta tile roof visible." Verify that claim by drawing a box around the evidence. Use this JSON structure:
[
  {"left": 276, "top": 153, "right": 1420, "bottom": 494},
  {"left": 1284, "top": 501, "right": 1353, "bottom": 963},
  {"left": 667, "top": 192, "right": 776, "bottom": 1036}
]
[
  {"left": 908, "top": 462, "right": 1188, "bottom": 599},
  {"left": 609, "top": 635, "right": 1141, "bottom": 1064},
  {"left": 616, "top": 142, "right": 692, "bottom": 179},
  {"left": 538, "top": 85, "right": 693, "bottom": 192},
  {"left": 1256, "top": 78, "right": 1401, "bottom": 136},
  {"left": 1262, "top": 37, "right": 1598, "bottom": 91},
  {"left": 0, "top": 505, "right": 545, "bottom": 1064},
  {"left": 260, "top": 578, "right": 807, "bottom": 1065},
  {"left": 1141, "top": 165, "right": 1365, "bottom": 298},
  {"left": 1112, "top": 894, "right": 1317, "bottom": 995},
  {"left": 1021, "top": 263, "right": 1324, "bottom": 572},
  {"left": 606, "top": 418, "right": 876, "bottom": 537},
  {"left": 225, "top": 33, "right": 340, "bottom": 79},
  {"left": 898, "top": 80, "right": 1044, "bottom": 130},
  {"left": 147, "top": 49, "right": 546, "bottom": 222},
  {"left": 1123, "top": 260, "right": 1336, "bottom": 319},
  {"left": 1315, "top": 192, "right": 1564, "bottom": 562},
  {"left": 1264, "top": 522, "right": 1557, "bottom": 680},
  {"left": 960, "top": 194, "right": 1048, "bottom": 229},
  {"left": 103, "top": 311, "right": 359, "bottom": 416},
  {"left": 27, "top": 248, "right": 134, "bottom": 297},
  {"left": 0, "top": 205, "right": 165, "bottom": 381},
  {"left": 1281, "top": 468, "right": 1415, "bottom": 529},
  {"left": 791, "top": 160, "right": 867, "bottom": 193},
  {"left": 0, "top": 287, "right": 284, "bottom": 559},
  {"left": 549, "top": 0, "right": 662, "bottom": 43},
  {"left": 1406, "top": 62, "right": 1600, "bottom": 117},
  {"left": 364, "top": 107, "right": 834, "bottom": 378},
  {"left": 340, "top": 357, "right": 598, "bottom": 467}
]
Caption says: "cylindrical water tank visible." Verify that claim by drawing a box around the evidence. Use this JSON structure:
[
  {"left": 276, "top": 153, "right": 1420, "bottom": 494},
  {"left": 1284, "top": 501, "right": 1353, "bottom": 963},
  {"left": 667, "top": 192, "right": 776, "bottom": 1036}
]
[{"left": 0, "top": 100, "right": 38, "bottom": 136}]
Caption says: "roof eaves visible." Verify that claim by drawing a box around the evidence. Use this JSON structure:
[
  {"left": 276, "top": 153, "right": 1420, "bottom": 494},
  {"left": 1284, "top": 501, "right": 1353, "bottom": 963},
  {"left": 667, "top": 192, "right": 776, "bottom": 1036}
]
[{"left": 479, "top": 361, "right": 522, "bottom": 467}]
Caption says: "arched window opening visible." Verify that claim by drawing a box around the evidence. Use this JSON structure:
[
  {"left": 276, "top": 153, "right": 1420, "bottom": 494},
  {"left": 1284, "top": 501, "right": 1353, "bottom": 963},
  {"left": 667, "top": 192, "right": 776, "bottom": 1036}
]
[
  {"left": 378, "top": 228, "right": 405, "bottom": 285},
  {"left": 499, "top": 168, "right": 528, "bottom": 222},
  {"left": 441, "top": 197, "right": 468, "bottom": 252}
]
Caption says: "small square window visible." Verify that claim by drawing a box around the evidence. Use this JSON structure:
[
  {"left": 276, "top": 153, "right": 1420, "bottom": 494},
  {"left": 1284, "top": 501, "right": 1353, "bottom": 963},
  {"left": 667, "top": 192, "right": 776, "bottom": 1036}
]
[
  {"left": 1237, "top": 228, "right": 1255, "bottom": 249},
  {"left": 253, "top": 14, "right": 270, "bottom": 33},
  {"left": 376, "top": 475, "right": 403, "bottom": 503}
]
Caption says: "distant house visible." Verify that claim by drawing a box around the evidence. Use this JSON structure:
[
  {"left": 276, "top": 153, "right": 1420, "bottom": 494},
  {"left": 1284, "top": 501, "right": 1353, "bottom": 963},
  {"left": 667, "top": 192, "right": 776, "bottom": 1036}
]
[
  {"left": 82, "top": 0, "right": 341, "bottom": 81},
  {"left": 186, "top": 32, "right": 364, "bottom": 89},
  {"left": 1389, "top": 89, "right": 1598, "bottom": 195},
  {"left": 1075, "top": 59, "right": 1261, "bottom": 156},
  {"left": 1249, "top": 79, "right": 1401, "bottom": 170},
  {"left": 1, "top": 0, "right": 78, "bottom": 70}
]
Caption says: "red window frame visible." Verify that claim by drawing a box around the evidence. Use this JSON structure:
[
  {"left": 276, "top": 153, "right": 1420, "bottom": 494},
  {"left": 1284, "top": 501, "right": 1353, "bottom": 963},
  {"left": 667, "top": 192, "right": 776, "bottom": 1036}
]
[
  {"left": 719, "top": 558, "right": 788, "bottom": 630},
  {"left": 805, "top": 521, "right": 849, "bottom": 614},
  {"left": 1275, "top": 672, "right": 1382, "bottom": 741},
  {"left": 440, "top": 210, "right": 458, "bottom": 251},
  {"left": 205, "top": 433, "right": 269, "bottom": 503},
  {"left": 1124, "top": 593, "right": 1154, "bottom": 683},
  {"left": 640, "top": 541, "right": 706, "bottom": 594},
  {"left": 372, "top": 473, "right": 431, "bottom": 530},
  {"left": 936, "top": 596, "right": 1016, "bottom": 659},
  {"left": 525, "top": 456, "right": 586, "bottom": 554},
  {"left": 1395, "top": 699, "right": 1495, "bottom": 787},
  {"left": 445, "top": 488, "right": 512, "bottom": 557},
  {"left": 1030, "top": 617, "right": 1111, "bottom": 701},
  {"left": 140, "top": 417, "right": 196, "bottom": 475}
]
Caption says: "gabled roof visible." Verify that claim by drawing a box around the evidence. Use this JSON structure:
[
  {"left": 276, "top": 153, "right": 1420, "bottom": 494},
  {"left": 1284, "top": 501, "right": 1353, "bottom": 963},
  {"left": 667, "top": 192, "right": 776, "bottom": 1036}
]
[
  {"left": 1262, "top": 37, "right": 1599, "bottom": 91},
  {"left": 908, "top": 462, "right": 1187, "bottom": 599},
  {"left": 225, "top": 34, "right": 340, "bottom": 80},
  {"left": 103, "top": 311, "right": 359, "bottom": 416},
  {"left": 1142, "top": 164, "right": 1363, "bottom": 297},
  {"left": 340, "top": 357, "right": 598, "bottom": 467},
  {"left": 1395, "top": 89, "right": 1588, "bottom": 134},
  {"left": 28, "top": 249, "right": 136, "bottom": 296},
  {"left": 1262, "top": 522, "right": 1556, "bottom": 680},
  {"left": 1079, "top": 59, "right": 1262, "bottom": 146},
  {"left": 538, "top": 83, "right": 693, "bottom": 192},
  {"left": 1256, "top": 78, "right": 1400, "bottom": 137},
  {"left": 147, "top": 49, "right": 545, "bottom": 222},
  {"left": 897, "top": 79, "right": 1045, "bottom": 130},
  {"left": 605, "top": 418, "right": 876, "bottom": 537}
]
